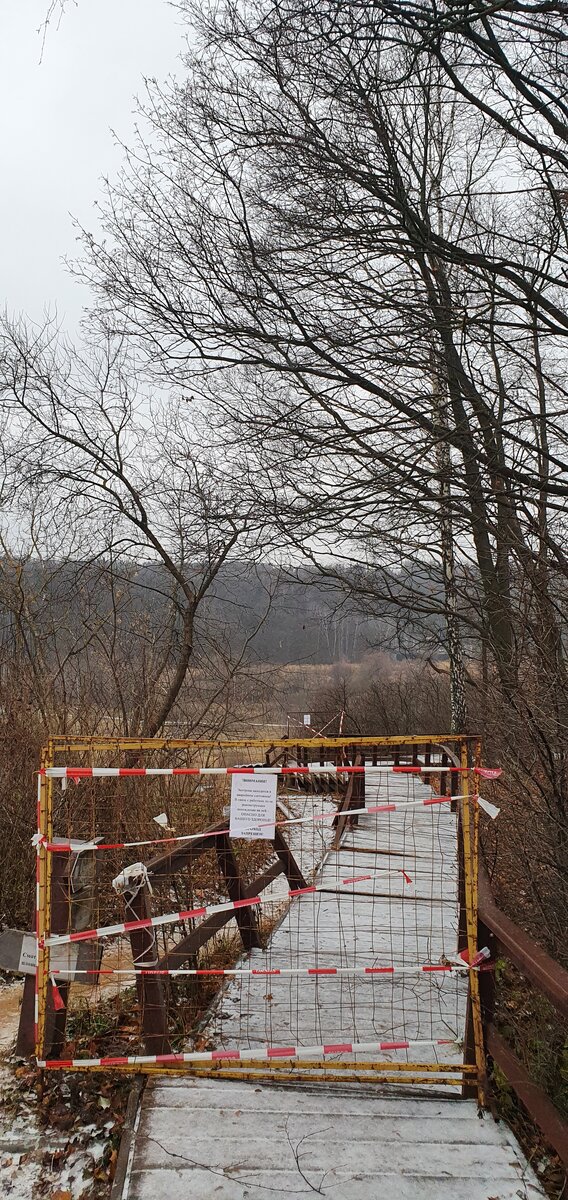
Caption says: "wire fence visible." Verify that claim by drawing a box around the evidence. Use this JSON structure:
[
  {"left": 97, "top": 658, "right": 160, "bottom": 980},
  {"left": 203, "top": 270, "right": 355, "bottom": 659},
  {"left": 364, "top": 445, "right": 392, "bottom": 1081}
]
[{"left": 34, "top": 735, "right": 487, "bottom": 1094}]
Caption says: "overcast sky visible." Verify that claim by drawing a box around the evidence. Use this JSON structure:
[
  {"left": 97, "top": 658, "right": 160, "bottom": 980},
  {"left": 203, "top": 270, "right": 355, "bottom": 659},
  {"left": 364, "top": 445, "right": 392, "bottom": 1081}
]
[{"left": 0, "top": 1, "right": 184, "bottom": 331}]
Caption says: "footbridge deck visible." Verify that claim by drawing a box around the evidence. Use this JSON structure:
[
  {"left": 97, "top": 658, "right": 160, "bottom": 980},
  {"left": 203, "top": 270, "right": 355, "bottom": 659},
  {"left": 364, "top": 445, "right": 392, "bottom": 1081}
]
[{"left": 119, "top": 768, "right": 545, "bottom": 1199}]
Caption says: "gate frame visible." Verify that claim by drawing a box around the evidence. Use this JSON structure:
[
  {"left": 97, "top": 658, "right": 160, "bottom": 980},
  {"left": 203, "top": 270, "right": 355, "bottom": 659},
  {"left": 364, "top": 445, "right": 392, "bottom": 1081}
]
[{"left": 34, "top": 733, "right": 487, "bottom": 1102}]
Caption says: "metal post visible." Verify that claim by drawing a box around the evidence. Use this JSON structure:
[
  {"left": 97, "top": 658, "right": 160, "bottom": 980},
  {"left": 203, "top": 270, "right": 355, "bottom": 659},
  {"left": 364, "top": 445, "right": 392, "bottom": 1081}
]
[
  {"left": 459, "top": 738, "right": 487, "bottom": 1105},
  {"left": 36, "top": 743, "right": 53, "bottom": 1061},
  {"left": 440, "top": 750, "right": 448, "bottom": 797}
]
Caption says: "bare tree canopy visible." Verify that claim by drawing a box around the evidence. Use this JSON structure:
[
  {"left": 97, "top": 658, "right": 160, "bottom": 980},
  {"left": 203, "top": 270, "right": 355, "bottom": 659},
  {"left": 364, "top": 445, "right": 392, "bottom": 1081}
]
[
  {"left": 1, "top": 0, "right": 567, "bottom": 938},
  {"left": 0, "top": 319, "right": 276, "bottom": 737},
  {"left": 49, "top": 0, "right": 565, "bottom": 904}
]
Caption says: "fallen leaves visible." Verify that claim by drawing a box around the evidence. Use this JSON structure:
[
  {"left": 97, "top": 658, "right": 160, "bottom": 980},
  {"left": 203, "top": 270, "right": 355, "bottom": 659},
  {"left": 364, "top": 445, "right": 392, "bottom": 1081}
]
[
  {"left": 107, "top": 1147, "right": 118, "bottom": 1181},
  {"left": 1, "top": 1055, "right": 131, "bottom": 1200}
]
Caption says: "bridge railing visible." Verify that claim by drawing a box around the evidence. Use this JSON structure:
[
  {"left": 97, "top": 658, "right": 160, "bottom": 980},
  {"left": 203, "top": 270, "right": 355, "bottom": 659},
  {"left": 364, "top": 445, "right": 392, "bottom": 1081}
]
[{"left": 477, "top": 860, "right": 568, "bottom": 1167}]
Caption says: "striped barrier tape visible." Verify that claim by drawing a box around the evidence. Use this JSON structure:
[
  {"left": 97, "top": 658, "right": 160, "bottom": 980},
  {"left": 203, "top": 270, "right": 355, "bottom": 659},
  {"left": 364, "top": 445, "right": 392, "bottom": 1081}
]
[
  {"left": 41, "top": 764, "right": 501, "bottom": 779},
  {"left": 41, "top": 867, "right": 416, "bottom": 948},
  {"left": 395, "top": 766, "right": 501, "bottom": 780},
  {"left": 34, "top": 792, "right": 471, "bottom": 855},
  {"left": 37, "top": 1036, "right": 459, "bottom": 1070},
  {"left": 53, "top": 955, "right": 490, "bottom": 979}
]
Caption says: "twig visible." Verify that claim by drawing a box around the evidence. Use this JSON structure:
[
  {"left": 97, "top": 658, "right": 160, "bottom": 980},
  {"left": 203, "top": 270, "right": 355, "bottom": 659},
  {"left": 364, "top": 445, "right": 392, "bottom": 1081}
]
[
  {"left": 285, "top": 1117, "right": 331, "bottom": 1195},
  {"left": 143, "top": 1132, "right": 315, "bottom": 1194}
]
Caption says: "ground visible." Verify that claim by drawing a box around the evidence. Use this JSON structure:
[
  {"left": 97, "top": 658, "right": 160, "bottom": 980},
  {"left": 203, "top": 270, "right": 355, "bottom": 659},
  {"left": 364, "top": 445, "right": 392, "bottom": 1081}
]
[{"left": 0, "top": 980, "right": 128, "bottom": 1200}]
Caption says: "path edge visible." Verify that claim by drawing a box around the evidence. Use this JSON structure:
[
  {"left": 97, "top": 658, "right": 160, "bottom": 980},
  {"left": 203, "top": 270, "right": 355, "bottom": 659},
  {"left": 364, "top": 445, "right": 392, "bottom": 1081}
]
[{"left": 110, "top": 1073, "right": 146, "bottom": 1200}]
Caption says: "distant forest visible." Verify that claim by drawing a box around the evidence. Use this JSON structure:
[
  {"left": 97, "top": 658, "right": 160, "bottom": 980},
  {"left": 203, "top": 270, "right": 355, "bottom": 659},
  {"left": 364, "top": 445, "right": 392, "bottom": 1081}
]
[
  {"left": 0, "top": 557, "right": 446, "bottom": 668},
  {"left": 201, "top": 562, "right": 446, "bottom": 664}
]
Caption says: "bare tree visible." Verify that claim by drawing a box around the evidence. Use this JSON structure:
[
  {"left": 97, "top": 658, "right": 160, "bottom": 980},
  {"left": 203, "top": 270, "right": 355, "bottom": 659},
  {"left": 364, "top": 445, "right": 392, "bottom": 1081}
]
[
  {"left": 0, "top": 319, "right": 271, "bottom": 737},
  {"left": 59, "top": 0, "right": 568, "bottom": 943}
]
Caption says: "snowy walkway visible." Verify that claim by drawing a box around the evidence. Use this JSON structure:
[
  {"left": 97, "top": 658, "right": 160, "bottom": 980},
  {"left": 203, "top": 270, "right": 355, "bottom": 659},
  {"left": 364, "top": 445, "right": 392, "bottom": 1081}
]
[{"left": 120, "top": 770, "right": 545, "bottom": 1199}]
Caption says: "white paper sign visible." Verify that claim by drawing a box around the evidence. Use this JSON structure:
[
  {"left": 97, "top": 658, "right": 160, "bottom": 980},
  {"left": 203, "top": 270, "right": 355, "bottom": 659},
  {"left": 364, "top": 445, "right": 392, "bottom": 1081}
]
[
  {"left": 229, "top": 774, "right": 277, "bottom": 840},
  {"left": 303, "top": 713, "right": 311, "bottom": 726},
  {"left": 18, "top": 934, "right": 37, "bottom": 974},
  {"left": 17, "top": 936, "right": 81, "bottom": 977}
]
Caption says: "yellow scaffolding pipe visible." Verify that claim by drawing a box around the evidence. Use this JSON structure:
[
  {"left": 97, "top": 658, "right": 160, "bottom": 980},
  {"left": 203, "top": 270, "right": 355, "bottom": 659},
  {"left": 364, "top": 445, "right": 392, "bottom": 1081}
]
[
  {"left": 459, "top": 739, "right": 487, "bottom": 1105},
  {"left": 36, "top": 740, "right": 54, "bottom": 1060},
  {"left": 39, "top": 1062, "right": 474, "bottom": 1086},
  {"left": 44, "top": 733, "right": 479, "bottom": 755}
]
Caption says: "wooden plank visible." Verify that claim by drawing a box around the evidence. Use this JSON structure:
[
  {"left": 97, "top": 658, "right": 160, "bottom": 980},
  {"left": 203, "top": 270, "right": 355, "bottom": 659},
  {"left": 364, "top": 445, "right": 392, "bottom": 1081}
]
[
  {"left": 159, "top": 908, "right": 241, "bottom": 971},
  {"left": 127, "top": 1171, "right": 543, "bottom": 1200},
  {"left": 158, "top": 861, "right": 286, "bottom": 970},
  {"left": 333, "top": 753, "right": 364, "bottom": 846},
  {"left": 146, "top": 821, "right": 227, "bottom": 880},
  {"left": 272, "top": 827, "right": 307, "bottom": 890},
  {"left": 145, "top": 1107, "right": 504, "bottom": 1143},
  {"left": 479, "top": 864, "right": 568, "bottom": 1019},
  {"left": 487, "top": 1025, "right": 568, "bottom": 1166},
  {"left": 134, "top": 1131, "right": 517, "bottom": 1174},
  {"left": 148, "top": 1078, "right": 474, "bottom": 1114}
]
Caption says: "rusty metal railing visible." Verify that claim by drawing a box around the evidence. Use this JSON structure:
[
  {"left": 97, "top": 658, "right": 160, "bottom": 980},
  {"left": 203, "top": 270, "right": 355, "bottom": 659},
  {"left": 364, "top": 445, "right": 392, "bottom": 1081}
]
[{"left": 478, "top": 861, "right": 568, "bottom": 1166}]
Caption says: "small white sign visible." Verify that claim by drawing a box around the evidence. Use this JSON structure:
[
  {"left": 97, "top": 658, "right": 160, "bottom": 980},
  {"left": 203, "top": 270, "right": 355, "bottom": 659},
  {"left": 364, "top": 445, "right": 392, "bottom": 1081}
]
[
  {"left": 229, "top": 774, "right": 277, "bottom": 841},
  {"left": 17, "top": 936, "right": 81, "bottom": 978},
  {"left": 303, "top": 713, "right": 311, "bottom": 726},
  {"left": 18, "top": 934, "right": 37, "bottom": 974}
]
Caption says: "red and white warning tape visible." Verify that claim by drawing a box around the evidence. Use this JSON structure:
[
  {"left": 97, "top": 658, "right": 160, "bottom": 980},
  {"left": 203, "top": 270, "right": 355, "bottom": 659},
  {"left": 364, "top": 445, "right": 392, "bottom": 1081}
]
[
  {"left": 37, "top": 1035, "right": 458, "bottom": 1070},
  {"left": 54, "top": 957, "right": 488, "bottom": 980},
  {"left": 35, "top": 793, "right": 470, "bottom": 855},
  {"left": 395, "top": 766, "right": 501, "bottom": 780},
  {"left": 41, "top": 765, "right": 501, "bottom": 780},
  {"left": 41, "top": 868, "right": 415, "bottom": 949},
  {"left": 42, "top": 765, "right": 363, "bottom": 779}
]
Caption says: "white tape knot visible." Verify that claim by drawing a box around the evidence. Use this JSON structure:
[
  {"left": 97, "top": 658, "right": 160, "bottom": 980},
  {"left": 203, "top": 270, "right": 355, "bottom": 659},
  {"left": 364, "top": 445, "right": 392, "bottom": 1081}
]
[
  {"left": 447, "top": 946, "right": 491, "bottom": 970},
  {"left": 112, "top": 862, "right": 153, "bottom": 899},
  {"left": 476, "top": 794, "right": 500, "bottom": 820}
]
